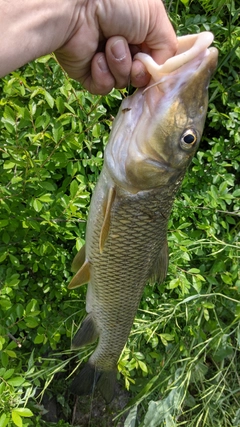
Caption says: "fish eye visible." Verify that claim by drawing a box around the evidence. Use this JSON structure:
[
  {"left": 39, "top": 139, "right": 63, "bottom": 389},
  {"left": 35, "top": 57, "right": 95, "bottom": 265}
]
[{"left": 180, "top": 130, "right": 198, "bottom": 150}]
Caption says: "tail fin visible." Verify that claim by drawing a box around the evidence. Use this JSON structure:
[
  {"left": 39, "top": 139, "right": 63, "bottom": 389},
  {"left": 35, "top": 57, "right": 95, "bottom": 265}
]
[{"left": 69, "top": 362, "right": 116, "bottom": 404}]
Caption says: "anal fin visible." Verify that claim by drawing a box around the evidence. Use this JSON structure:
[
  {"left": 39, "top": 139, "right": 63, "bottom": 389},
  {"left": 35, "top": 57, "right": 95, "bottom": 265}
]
[
  {"left": 71, "top": 314, "right": 99, "bottom": 348},
  {"left": 99, "top": 186, "right": 116, "bottom": 254}
]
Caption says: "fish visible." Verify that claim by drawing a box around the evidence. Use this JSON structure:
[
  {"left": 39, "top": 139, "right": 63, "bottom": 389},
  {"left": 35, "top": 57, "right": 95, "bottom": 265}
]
[{"left": 68, "top": 31, "right": 218, "bottom": 403}]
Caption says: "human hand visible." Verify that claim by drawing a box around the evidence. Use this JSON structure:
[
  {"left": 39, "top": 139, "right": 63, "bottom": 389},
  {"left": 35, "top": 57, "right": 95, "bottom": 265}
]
[{"left": 55, "top": 0, "right": 177, "bottom": 94}]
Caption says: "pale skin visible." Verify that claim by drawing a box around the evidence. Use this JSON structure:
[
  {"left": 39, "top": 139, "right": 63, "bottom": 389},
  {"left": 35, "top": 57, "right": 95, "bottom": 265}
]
[{"left": 0, "top": 0, "right": 177, "bottom": 95}]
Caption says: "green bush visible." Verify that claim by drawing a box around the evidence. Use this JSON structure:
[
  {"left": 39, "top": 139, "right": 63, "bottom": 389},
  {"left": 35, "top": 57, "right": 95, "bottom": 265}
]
[
  {"left": 0, "top": 54, "right": 125, "bottom": 426},
  {"left": 0, "top": 0, "right": 239, "bottom": 426}
]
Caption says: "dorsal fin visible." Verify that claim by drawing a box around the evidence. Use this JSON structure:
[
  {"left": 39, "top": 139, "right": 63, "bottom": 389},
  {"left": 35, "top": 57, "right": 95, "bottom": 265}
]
[
  {"left": 99, "top": 186, "right": 116, "bottom": 254},
  {"left": 71, "top": 244, "right": 86, "bottom": 273},
  {"left": 68, "top": 260, "right": 90, "bottom": 289}
]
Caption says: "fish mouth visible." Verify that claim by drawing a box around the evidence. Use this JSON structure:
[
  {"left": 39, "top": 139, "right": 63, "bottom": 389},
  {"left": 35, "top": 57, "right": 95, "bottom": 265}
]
[
  {"left": 135, "top": 32, "right": 218, "bottom": 96},
  {"left": 192, "top": 46, "right": 218, "bottom": 80},
  {"left": 183, "top": 45, "right": 218, "bottom": 85}
]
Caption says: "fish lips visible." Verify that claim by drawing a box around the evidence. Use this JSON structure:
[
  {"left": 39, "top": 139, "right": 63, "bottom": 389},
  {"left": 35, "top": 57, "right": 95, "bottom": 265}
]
[
  {"left": 181, "top": 46, "right": 218, "bottom": 95},
  {"left": 144, "top": 46, "right": 218, "bottom": 112}
]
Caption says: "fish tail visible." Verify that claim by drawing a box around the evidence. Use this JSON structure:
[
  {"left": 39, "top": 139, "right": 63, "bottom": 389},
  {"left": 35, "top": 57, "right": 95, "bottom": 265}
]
[{"left": 69, "top": 362, "right": 116, "bottom": 404}]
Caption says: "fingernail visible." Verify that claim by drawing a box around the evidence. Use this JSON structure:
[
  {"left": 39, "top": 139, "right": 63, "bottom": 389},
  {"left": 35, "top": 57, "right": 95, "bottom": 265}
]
[
  {"left": 111, "top": 40, "right": 126, "bottom": 60},
  {"left": 97, "top": 56, "right": 109, "bottom": 72},
  {"left": 135, "top": 69, "right": 147, "bottom": 79}
]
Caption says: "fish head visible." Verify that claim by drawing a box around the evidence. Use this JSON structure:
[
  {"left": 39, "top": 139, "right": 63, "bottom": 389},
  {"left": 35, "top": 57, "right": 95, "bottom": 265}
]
[{"left": 105, "top": 32, "right": 218, "bottom": 193}]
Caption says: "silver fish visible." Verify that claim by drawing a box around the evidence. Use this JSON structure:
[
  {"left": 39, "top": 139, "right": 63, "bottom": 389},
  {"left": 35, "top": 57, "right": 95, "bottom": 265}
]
[{"left": 68, "top": 32, "right": 218, "bottom": 403}]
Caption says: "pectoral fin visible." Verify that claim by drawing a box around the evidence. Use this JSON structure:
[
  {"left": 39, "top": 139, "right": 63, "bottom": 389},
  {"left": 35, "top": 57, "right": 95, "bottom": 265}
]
[
  {"left": 68, "top": 259, "right": 90, "bottom": 289},
  {"left": 71, "top": 244, "right": 86, "bottom": 273},
  {"left": 150, "top": 240, "right": 169, "bottom": 284},
  {"left": 99, "top": 186, "right": 116, "bottom": 254}
]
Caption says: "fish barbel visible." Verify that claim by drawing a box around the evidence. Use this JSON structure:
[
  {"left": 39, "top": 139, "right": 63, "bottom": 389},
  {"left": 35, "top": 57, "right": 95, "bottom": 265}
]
[{"left": 68, "top": 32, "right": 218, "bottom": 402}]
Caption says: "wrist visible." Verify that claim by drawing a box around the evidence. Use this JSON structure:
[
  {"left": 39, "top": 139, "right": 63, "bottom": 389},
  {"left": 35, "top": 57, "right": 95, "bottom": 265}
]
[{"left": 0, "top": 0, "right": 85, "bottom": 77}]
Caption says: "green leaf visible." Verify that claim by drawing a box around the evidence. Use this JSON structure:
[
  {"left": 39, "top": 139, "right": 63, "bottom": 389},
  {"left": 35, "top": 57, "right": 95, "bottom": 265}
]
[
  {"left": 124, "top": 405, "right": 138, "bottom": 427},
  {"left": 3, "top": 368, "right": 15, "bottom": 380},
  {"left": 203, "top": 302, "right": 215, "bottom": 309},
  {"left": 52, "top": 124, "right": 63, "bottom": 143},
  {"left": 25, "top": 317, "right": 40, "bottom": 328},
  {"left": 5, "top": 274, "right": 20, "bottom": 286},
  {"left": 0, "top": 299, "right": 12, "bottom": 310},
  {"left": 38, "top": 194, "right": 52, "bottom": 203},
  {"left": 236, "top": 304, "right": 240, "bottom": 319},
  {"left": 27, "top": 350, "right": 35, "bottom": 370},
  {"left": 56, "top": 96, "right": 65, "bottom": 114},
  {"left": 2, "top": 231, "right": 10, "bottom": 244},
  {"left": 221, "top": 273, "right": 232, "bottom": 285},
  {"left": 0, "top": 219, "right": 9, "bottom": 228},
  {"left": 138, "top": 360, "right": 148, "bottom": 373},
  {"left": 188, "top": 268, "right": 200, "bottom": 274},
  {"left": 44, "top": 90, "right": 54, "bottom": 108},
  {"left": 26, "top": 299, "right": 38, "bottom": 314},
  {"left": 160, "top": 334, "right": 175, "bottom": 346},
  {"left": 70, "top": 180, "right": 79, "bottom": 198},
  {"left": 4, "top": 105, "right": 15, "bottom": 123},
  {"left": 0, "top": 253, "right": 7, "bottom": 263},
  {"left": 36, "top": 54, "right": 52, "bottom": 63},
  {"left": 92, "top": 123, "right": 101, "bottom": 138},
  {"left": 232, "top": 189, "right": 240, "bottom": 197},
  {"left": 40, "top": 181, "right": 55, "bottom": 191},
  {"left": 233, "top": 408, "right": 240, "bottom": 427},
  {"left": 11, "top": 411, "right": 22, "bottom": 427},
  {"left": 3, "top": 160, "right": 16, "bottom": 169},
  {"left": 13, "top": 408, "right": 33, "bottom": 417},
  {"left": 0, "top": 337, "right": 5, "bottom": 351},
  {"left": 0, "top": 413, "right": 8, "bottom": 427},
  {"left": 8, "top": 376, "right": 25, "bottom": 386},
  {"left": 35, "top": 115, "right": 47, "bottom": 129},
  {"left": 9, "top": 254, "right": 20, "bottom": 267},
  {"left": 203, "top": 308, "right": 209, "bottom": 321},
  {"left": 5, "top": 350, "right": 17, "bottom": 358},
  {"left": 33, "top": 199, "right": 43, "bottom": 212},
  {"left": 34, "top": 334, "right": 45, "bottom": 344}
]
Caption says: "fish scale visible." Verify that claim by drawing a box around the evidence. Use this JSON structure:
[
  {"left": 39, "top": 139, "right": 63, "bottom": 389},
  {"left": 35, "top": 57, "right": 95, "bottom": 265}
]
[{"left": 83, "top": 180, "right": 176, "bottom": 370}]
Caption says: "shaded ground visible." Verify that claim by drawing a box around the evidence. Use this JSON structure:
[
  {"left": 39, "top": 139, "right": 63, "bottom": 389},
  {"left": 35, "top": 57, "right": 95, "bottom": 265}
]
[
  {"left": 41, "top": 382, "right": 131, "bottom": 426},
  {"left": 71, "top": 384, "right": 130, "bottom": 427}
]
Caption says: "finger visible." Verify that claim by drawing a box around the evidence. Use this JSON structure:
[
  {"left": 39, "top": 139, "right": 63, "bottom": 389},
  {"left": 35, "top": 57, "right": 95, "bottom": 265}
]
[
  {"left": 83, "top": 52, "right": 115, "bottom": 95},
  {"left": 145, "top": 3, "right": 177, "bottom": 64},
  {"left": 105, "top": 36, "right": 132, "bottom": 89},
  {"left": 131, "top": 59, "right": 151, "bottom": 88},
  {"left": 89, "top": 41, "right": 150, "bottom": 91}
]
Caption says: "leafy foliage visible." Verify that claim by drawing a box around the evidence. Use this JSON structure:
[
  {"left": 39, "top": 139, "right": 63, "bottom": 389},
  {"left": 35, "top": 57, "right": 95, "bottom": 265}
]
[
  {"left": 0, "top": 0, "right": 239, "bottom": 426},
  {"left": 0, "top": 56, "right": 123, "bottom": 425}
]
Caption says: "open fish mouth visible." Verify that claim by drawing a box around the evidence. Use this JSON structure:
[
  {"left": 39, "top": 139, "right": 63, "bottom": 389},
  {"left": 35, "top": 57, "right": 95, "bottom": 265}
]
[{"left": 134, "top": 31, "right": 218, "bottom": 95}]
